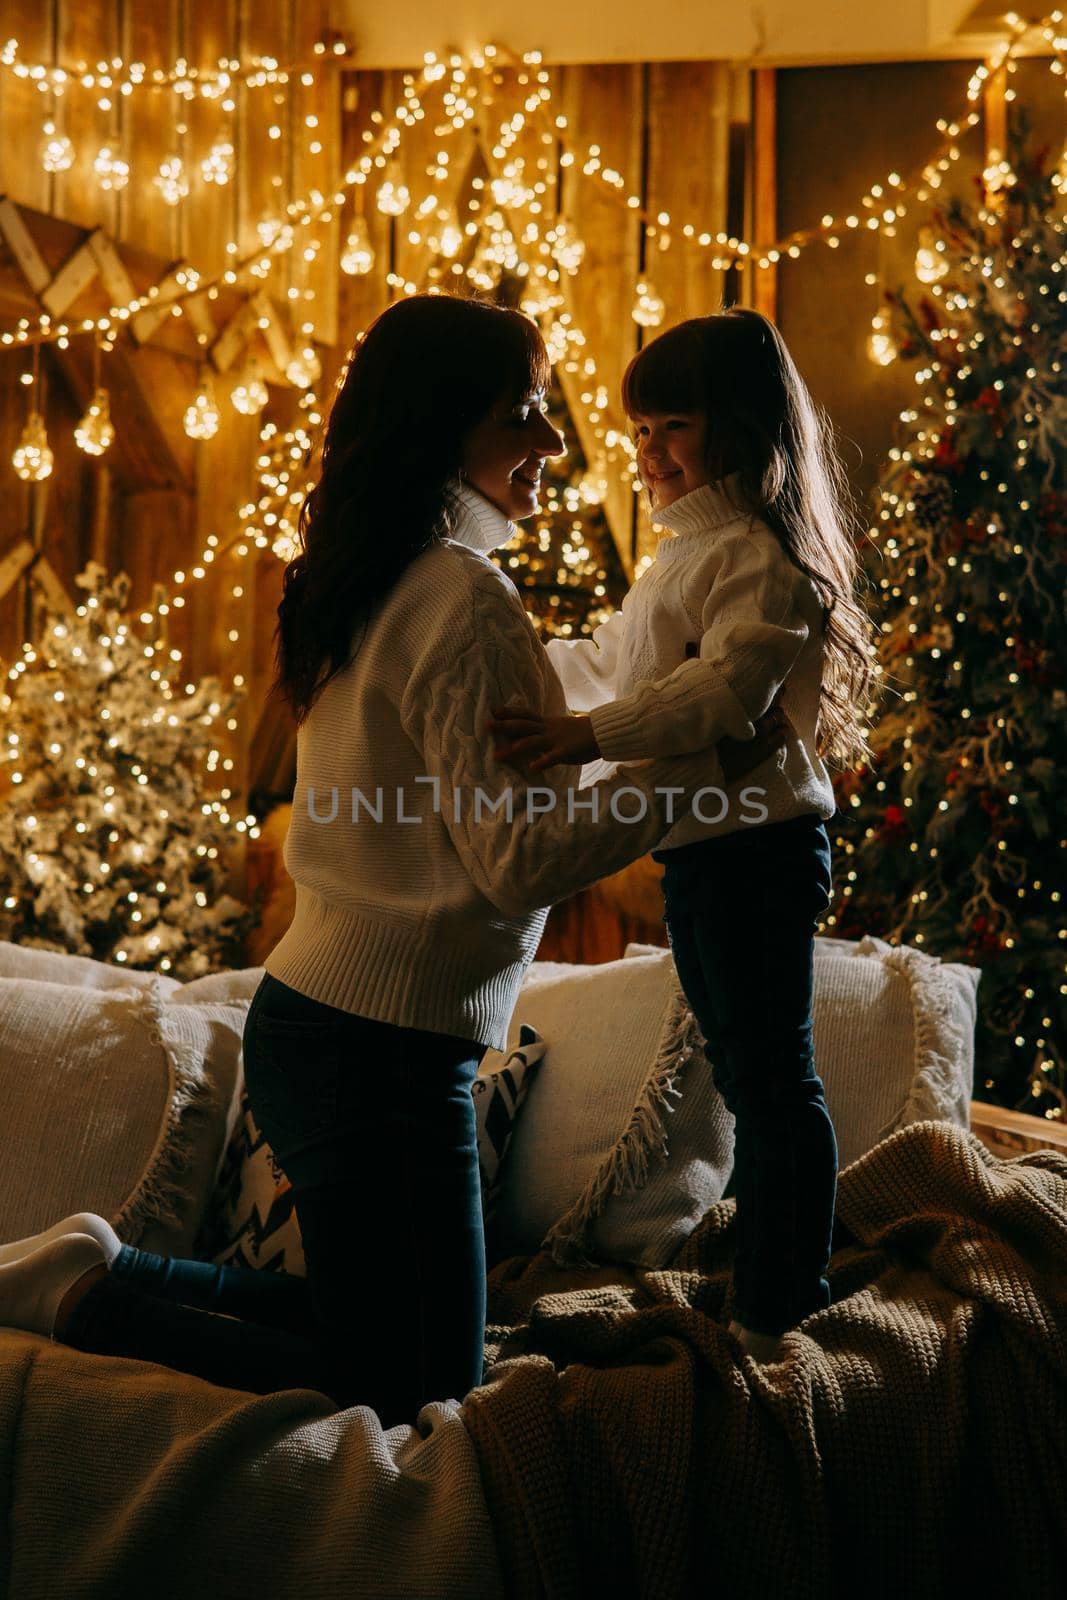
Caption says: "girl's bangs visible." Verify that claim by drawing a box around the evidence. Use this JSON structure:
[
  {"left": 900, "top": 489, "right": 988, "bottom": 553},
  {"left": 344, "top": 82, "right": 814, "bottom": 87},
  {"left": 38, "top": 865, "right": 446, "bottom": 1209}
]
[{"left": 622, "top": 327, "right": 705, "bottom": 417}]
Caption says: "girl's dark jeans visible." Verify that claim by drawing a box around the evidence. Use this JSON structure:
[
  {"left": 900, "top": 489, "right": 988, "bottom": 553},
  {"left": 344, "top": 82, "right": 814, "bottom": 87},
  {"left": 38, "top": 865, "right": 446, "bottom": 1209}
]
[
  {"left": 65, "top": 975, "right": 488, "bottom": 1426},
  {"left": 653, "top": 811, "right": 837, "bottom": 1337}
]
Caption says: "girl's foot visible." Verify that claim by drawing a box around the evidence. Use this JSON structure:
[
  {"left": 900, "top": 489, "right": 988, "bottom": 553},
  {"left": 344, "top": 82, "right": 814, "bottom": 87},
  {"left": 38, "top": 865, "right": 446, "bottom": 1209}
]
[
  {"left": 0, "top": 1211, "right": 122, "bottom": 1268},
  {"left": 728, "top": 1319, "right": 787, "bottom": 1363},
  {"left": 0, "top": 1234, "right": 110, "bottom": 1339}
]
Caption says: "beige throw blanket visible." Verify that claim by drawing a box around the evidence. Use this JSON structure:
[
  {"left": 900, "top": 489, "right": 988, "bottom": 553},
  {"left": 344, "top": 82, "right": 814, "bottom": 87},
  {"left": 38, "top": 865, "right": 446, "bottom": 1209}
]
[
  {"left": 462, "top": 1120, "right": 1067, "bottom": 1599},
  {"left": 0, "top": 1342, "right": 503, "bottom": 1599}
]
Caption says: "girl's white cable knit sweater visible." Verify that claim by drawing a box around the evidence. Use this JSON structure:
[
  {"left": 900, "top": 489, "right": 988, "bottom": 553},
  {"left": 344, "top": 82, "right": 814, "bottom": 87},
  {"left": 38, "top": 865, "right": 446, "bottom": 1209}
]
[{"left": 546, "top": 477, "right": 836, "bottom": 853}]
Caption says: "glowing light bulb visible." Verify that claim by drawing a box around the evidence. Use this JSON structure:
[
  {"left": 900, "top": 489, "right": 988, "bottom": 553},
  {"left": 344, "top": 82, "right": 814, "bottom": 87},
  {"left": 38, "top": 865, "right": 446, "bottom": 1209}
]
[
  {"left": 200, "top": 139, "right": 235, "bottom": 185},
  {"left": 183, "top": 372, "right": 220, "bottom": 439},
  {"left": 914, "top": 227, "right": 948, "bottom": 284},
  {"left": 93, "top": 144, "right": 129, "bottom": 191},
  {"left": 340, "top": 216, "right": 375, "bottom": 276},
  {"left": 12, "top": 412, "right": 53, "bottom": 480},
  {"left": 40, "top": 122, "right": 74, "bottom": 173},
  {"left": 579, "top": 471, "right": 608, "bottom": 506},
  {"left": 551, "top": 219, "right": 585, "bottom": 272},
  {"left": 74, "top": 388, "right": 115, "bottom": 456},
  {"left": 435, "top": 214, "right": 464, "bottom": 259},
  {"left": 376, "top": 164, "right": 410, "bottom": 216},
  {"left": 632, "top": 280, "right": 665, "bottom": 327},
  {"left": 154, "top": 155, "right": 189, "bottom": 206},
  {"left": 285, "top": 345, "right": 321, "bottom": 389},
  {"left": 230, "top": 367, "right": 269, "bottom": 415},
  {"left": 867, "top": 310, "right": 898, "bottom": 367},
  {"left": 257, "top": 213, "right": 284, "bottom": 247}
]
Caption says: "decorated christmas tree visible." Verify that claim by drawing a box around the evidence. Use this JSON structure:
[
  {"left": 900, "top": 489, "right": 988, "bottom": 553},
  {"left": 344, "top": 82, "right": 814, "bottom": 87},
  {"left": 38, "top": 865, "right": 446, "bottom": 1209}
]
[
  {"left": 0, "top": 564, "right": 258, "bottom": 977},
  {"left": 831, "top": 124, "right": 1066, "bottom": 1118}
]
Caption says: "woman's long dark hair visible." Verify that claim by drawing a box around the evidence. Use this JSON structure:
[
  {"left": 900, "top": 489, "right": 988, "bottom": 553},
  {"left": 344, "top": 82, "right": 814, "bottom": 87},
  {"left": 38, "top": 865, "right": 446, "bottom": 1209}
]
[
  {"left": 622, "top": 309, "right": 879, "bottom": 770},
  {"left": 273, "top": 293, "right": 549, "bottom": 725}
]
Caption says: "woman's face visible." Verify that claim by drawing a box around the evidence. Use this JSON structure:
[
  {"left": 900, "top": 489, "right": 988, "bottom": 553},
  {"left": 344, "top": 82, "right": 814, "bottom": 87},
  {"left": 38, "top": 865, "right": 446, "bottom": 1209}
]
[
  {"left": 631, "top": 410, "right": 710, "bottom": 511},
  {"left": 461, "top": 387, "right": 566, "bottom": 521}
]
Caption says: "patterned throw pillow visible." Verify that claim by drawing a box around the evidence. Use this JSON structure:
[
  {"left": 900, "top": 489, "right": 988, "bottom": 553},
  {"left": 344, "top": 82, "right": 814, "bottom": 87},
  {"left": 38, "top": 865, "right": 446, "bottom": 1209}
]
[
  {"left": 471, "top": 1024, "right": 546, "bottom": 1226},
  {"left": 200, "top": 1025, "right": 546, "bottom": 1273}
]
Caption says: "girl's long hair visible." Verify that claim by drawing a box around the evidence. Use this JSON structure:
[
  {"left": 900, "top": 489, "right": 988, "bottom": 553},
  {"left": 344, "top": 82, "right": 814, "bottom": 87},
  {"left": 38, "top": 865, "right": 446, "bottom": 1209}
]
[
  {"left": 622, "top": 309, "right": 878, "bottom": 770},
  {"left": 273, "top": 293, "right": 549, "bottom": 725}
]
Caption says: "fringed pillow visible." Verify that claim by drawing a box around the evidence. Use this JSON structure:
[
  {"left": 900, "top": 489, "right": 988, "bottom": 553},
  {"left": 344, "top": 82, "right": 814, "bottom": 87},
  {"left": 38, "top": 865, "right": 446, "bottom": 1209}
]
[
  {"left": 0, "top": 973, "right": 243, "bottom": 1258},
  {"left": 490, "top": 949, "right": 733, "bottom": 1269}
]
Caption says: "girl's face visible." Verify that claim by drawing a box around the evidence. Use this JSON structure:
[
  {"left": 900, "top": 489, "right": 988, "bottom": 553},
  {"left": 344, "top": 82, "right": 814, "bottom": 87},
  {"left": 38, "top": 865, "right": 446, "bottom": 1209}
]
[
  {"left": 632, "top": 410, "right": 710, "bottom": 511},
  {"left": 461, "top": 387, "right": 566, "bottom": 521}
]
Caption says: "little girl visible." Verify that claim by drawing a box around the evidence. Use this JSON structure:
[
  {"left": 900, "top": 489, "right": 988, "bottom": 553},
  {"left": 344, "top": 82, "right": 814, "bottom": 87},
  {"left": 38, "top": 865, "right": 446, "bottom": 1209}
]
[{"left": 489, "top": 308, "right": 877, "bottom": 1362}]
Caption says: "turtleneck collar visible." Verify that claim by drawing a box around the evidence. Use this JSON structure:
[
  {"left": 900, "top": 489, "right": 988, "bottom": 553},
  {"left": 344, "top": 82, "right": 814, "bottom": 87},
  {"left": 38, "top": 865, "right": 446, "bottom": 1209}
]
[
  {"left": 650, "top": 473, "right": 751, "bottom": 553},
  {"left": 448, "top": 481, "right": 518, "bottom": 555}
]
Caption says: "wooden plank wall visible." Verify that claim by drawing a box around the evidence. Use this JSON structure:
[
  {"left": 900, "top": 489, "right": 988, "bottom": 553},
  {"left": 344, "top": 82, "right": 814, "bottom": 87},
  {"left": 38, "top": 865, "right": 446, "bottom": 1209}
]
[{"left": 0, "top": 0, "right": 339, "bottom": 830}]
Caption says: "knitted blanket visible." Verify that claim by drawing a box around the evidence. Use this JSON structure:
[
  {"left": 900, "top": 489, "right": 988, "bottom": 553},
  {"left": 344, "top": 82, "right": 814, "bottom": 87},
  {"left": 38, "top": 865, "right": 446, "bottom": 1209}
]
[
  {"left": 461, "top": 1120, "right": 1067, "bottom": 1600},
  {"left": 0, "top": 1343, "right": 503, "bottom": 1600}
]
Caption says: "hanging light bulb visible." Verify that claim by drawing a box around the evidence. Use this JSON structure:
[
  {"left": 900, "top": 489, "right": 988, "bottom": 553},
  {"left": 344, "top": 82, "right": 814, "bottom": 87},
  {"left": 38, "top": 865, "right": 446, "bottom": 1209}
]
[
  {"left": 340, "top": 216, "right": 375, "bottom": 276},
  {"left": 40, "top": 120, "right": 74, "bottom": 174},
  {"left": 632, "top": 280, "right": 666, "bottom": 328},
  {"left": 578, "top": 469, "right": 608, "bottom": 506},
  {"left": 551, "top": 219, "right": 585, "bottom": 273},
  {"left": 93, "top": 144, "right": 130, "bottom": 192},
  {"left": 183, "top": 371, "right": 221, "bottom": 439},
  {"left": 200, "top": 139, "right": 235, "bottom": 186},
  {"left": 257, "top": 213, "right": 284, "bottom": 247},
  {"left": 13, "top": 411, "right": 53, "bottom": 481},
  {"left": 154, "top": 155, "right": 189, "bottom": 206},
  {"left": 866, "top": 309, "right": 898, "bottom": 367},
  {"left": 285, "top": 345, "right": 321, "bottom": 390},
  {"left": 376, "top": 163, "right": 410, "bottom": 216},
  {"left": 914, "top": 227, "right": 949, "bottom": 285},
  {"left": 231, "top": 365, "right": 269, "bottom": 416},
  {"left": 74, "top": 388, "right": 115, "bottom": 456}
]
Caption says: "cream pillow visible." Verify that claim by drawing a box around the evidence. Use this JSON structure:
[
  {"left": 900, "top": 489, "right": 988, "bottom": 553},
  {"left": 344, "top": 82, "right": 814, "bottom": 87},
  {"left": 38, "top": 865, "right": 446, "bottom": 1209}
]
[
  {"left": 0, "top": 938, "right": 181, "bottom": 996},
  {"left": 491, "top": 949, "right": 734, "bottom": 1268},
  {"left": 491, "top": 935, "right": 980, "bottom": 1272},
  {"left": 0, "top": 974, "right": 244, "bottom": 1257}
]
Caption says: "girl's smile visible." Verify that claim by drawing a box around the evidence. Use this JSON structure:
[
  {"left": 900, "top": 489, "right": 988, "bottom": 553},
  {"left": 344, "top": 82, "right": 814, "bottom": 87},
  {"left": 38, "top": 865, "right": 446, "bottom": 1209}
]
[{"left": 633, "top": 410, "right": 711, "bottom": 510}]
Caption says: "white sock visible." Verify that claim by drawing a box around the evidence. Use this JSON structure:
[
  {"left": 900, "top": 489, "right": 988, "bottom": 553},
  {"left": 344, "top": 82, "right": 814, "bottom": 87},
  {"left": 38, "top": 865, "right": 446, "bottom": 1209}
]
[
  {"left": 728, "top": 1319, "right": 787, "bottom": 1363},
  {"left": 0, "top": 1211, "right": 122, "bottom": 1269},
  {"left": 0, "top": 1233, "right": 109, "bottom": 1339}
]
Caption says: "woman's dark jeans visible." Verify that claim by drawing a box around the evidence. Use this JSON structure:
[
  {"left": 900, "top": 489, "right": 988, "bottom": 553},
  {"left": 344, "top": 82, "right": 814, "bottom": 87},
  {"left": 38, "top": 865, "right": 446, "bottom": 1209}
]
[
  {"left": 65, "top": 975, "right": 487, "bottom": 1425},
  {"left": 653, "top": 812, "right": 837, "bottom": 1337}
]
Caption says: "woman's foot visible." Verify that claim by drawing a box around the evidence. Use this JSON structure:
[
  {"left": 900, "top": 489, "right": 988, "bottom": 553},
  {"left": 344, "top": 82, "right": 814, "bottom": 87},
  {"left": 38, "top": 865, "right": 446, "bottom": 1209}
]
[
  {"left": 0, "top": 1234, "right": 110, "bottom": 1340},
  {"left": 0, "top": 1211, "right": 122, "bottom": 1268},
  {"left": 728, "top": 1319, "right": 787, "bottom": 1363}
]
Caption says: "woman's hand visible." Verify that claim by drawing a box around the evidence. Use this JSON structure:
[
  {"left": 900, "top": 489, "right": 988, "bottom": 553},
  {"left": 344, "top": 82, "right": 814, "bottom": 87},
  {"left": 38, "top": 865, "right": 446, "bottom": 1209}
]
[
  {"left": 487, "top": 702, "right": 793, "bottom": 778},
  {"left": 486, "top": 707, "right": 601, "bottom": 772}
]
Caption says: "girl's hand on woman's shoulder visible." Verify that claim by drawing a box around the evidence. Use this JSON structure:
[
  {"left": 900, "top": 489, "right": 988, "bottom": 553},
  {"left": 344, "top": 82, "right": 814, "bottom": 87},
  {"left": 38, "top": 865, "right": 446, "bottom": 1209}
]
[{"left": 485, "top": 706, "right": 601, "bottom": 772}]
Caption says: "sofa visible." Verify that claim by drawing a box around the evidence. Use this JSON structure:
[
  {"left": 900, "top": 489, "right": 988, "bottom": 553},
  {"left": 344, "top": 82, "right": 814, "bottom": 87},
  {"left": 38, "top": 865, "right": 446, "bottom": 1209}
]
[{"left": 1, "top": 934, "right": 1066, "bottom": 1599}]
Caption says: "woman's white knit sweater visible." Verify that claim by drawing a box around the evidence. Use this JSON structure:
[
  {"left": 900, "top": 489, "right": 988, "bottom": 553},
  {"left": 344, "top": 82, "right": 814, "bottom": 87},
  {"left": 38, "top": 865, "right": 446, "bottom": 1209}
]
[
  {"left": 546, "top": 477, "right": 837, "bottom": 852},
  {"left": 265, "top": 485, "right": 741, "bottom": 1050}
]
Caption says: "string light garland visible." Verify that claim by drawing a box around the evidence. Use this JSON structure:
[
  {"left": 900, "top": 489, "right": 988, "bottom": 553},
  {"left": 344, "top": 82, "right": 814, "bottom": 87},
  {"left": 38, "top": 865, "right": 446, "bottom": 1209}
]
[
  {"left": 0, "top": 35, "right": 351, "bottom": 105},
  {"left": 3, "top": 14, "right": 1060, "bottom": 382}
]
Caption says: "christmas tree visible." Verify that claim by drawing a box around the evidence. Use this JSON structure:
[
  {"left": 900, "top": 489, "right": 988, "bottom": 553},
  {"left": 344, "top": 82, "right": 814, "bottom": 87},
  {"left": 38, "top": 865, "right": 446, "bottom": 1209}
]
[
  {"left": 831, "top": 124, "right": 1066, "bottom": 1119},
  {"left": 0, "top": 564, "right": 258, "bottom": 978}
]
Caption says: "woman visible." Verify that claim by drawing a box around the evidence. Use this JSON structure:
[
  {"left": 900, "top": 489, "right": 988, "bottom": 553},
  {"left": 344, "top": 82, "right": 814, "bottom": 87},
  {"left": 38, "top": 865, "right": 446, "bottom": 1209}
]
[{"left": 0, "top": 294, "right": 785, "bottom": 1425}]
